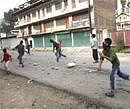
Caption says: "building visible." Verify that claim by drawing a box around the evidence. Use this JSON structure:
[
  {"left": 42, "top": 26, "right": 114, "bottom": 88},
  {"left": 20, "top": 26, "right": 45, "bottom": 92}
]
[
  {"left": 113, "top": 0, "right": 130, "bottom": 47},
  {"left": 116, "top": 0, "right": 130, "bottom": 31},
  {"left": 13, "top": 0, "right": 116, "bottom": 49},
  {"left": 116, "top": 12, "right": 130, "bottom": 31}
]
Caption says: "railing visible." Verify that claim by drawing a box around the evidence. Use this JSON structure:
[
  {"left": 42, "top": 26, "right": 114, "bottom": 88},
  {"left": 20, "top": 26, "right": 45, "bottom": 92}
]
[{"left": 14, "top": 1, "right": 89, "bottom": 27}]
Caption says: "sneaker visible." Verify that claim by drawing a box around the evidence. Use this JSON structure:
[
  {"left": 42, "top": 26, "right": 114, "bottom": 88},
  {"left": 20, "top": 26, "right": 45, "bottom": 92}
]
[
  {"left": 63, "top": 55, "right": 66, "bottom": 57},
  {"left": 105, "top": 91, "right": 114, "bottom": 97},
  {"left": 6, "top": 71, "right": 11, "bottom": 75},
  {"left": 93, "top": 61, "right": 98, "bottom": 63},
  {"left": 22, "top": 64, "right": 24, "bottom": 68}
]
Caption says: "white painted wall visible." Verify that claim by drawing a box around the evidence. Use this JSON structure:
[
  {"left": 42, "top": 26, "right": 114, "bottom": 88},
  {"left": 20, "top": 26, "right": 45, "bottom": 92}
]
[{"left": 0, "top": 37, "right": 22, "bottom": 49}]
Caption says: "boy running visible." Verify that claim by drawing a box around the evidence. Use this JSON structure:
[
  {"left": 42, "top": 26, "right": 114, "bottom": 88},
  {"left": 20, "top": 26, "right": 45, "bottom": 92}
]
[
  {"left": 98, "top": 38, "right": 130, "bottom": 97},
  {"left": 1, "top": 48, "right": 12, "bottom": 72},
  {"left": 15, "top": 40, "right": 25, "bottom": 67},
  {"left": 50, "top": 39, "right": 66, "bottom": 62}
]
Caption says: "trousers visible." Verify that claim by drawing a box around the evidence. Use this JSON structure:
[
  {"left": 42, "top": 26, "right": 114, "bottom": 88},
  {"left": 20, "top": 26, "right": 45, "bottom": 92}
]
[{"left": 110, "top": 65, "right": 130, "bottom": 90}]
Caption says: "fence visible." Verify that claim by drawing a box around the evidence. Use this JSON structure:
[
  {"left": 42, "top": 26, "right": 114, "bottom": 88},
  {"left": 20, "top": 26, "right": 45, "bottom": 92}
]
[{"left": 97, "top": 30, "right": 130, "bottom": 47}]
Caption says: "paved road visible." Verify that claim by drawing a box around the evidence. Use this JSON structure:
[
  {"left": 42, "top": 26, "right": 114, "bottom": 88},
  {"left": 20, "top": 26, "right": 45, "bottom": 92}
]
[{"left": 0, "top": 50, "right": 130, "bottom": 109}]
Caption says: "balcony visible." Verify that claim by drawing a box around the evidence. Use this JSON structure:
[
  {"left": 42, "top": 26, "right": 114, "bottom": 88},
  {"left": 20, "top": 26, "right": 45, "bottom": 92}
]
[{"left": 14, "top": 0, "right": 90, "bottom": 28}]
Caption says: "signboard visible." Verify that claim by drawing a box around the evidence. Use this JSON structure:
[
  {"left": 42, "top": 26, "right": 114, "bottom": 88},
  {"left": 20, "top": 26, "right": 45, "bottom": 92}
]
[{"left": 70, "top": 19, "right": 89, "bottom": 28}]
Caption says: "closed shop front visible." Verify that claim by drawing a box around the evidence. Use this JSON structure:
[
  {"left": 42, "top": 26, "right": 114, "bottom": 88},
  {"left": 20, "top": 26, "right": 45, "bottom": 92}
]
[
  {"left": 73, "top": 30, "right": 90, "bottom": 47},
  {"left": 57, "top": 31, "right": 72, "bottom": 47},
  {"left": 44, "top": 34, "right": 55, "bottom": 47},
  {"left": 34, "top": 35, "right": 43, "bottom": 48}
]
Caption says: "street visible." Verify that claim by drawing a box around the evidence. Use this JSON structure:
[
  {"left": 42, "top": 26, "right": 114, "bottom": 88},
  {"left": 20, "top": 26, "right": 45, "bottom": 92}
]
[
  {"left": 0, "top": 49, "right": 130, "bottom": 109},
  {"left": 0, "top": 69, "right": 108, "bottom": 109}
]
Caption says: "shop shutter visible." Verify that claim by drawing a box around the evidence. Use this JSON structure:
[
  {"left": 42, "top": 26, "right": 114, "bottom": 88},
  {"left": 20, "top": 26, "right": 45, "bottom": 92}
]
[
  {"left": 34, "top": 36, "right": 43, "bottom": 48},
  {"left": 73, "top": 31, "right": 90, "bottom": 47},
  {"left": 44, "top": 34, "right": 55, "bottom": 47},
  {"left": 57, "top": 32, "right": 72, "bottom": 47}
]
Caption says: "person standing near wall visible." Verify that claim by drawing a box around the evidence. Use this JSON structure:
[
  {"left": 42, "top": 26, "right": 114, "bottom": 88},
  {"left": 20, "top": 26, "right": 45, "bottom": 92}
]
[
  {"left": 91, "top": 34, "right": 98, "bottom": 63},
  {"left": 26, "top": 41, "right": 31, "bottom": 55}
]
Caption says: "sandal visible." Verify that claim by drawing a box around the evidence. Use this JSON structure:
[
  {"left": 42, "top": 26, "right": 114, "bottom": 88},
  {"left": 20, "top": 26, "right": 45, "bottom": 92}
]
[{"left": 105, "top": 91, "right": 114, "bottom": 97}]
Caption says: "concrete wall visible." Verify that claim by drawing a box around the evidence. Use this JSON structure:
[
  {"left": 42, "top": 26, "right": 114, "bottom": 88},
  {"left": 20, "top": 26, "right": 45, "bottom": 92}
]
[
  {"left": 94, "top": 0, "right": 116, "bottom": 32},
  {"left": 0, "top": 37, "right": 22, "bottom": 49}
]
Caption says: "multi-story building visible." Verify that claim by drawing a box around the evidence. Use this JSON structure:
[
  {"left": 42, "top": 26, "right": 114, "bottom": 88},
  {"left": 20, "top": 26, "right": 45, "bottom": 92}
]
[
  {"left": 13, "top": 0, "right": 116, "bottom": 48},
  {"left": 116, "top": 0, "right": 130, "bottom": 31},
  {"left": 113, "top": 0, "right": 130, "bottom": 47}
]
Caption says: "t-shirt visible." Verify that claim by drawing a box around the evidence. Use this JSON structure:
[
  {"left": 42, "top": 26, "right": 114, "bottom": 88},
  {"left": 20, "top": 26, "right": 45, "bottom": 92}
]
[
  {"left": 53, "top": 42, "right": 59, "bottom": 50},
  {"left": 91, "top": 37, "right": 98, "bottom": 49},
  {"left": 102, "top": 48, "right": 120, "bottom": 66},
  {"left": 3, "top": 53, "right": 11, "bottom": 62},
  {"left": 15, "top": 44, "right": 24, "bottom": 54},
  {"left": 57, "top": 42, "right": 61, "bottom": 48}
]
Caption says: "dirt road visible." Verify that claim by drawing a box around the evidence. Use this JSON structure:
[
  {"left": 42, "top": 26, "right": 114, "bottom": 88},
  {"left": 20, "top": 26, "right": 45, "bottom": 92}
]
[{"left": 0, "top": 70, "right": 107, "bottom": 109}]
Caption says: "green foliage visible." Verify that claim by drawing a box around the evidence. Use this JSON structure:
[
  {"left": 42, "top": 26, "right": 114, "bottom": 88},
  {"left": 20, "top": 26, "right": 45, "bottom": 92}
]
[
  {"left": 127, "top": 2, "right": 130, "bottom": 7},
  {"left": 115, "top": 37, "right": 125, "bottom": 52},
  {"left": 121, "top": 0, "right": 126, "bottom": 12},
  {"left": 1, "top": 21, "right": 11, "bottom": 33},
  {"left": 1, "top": 9, "right": 17, "bottom": 33}
]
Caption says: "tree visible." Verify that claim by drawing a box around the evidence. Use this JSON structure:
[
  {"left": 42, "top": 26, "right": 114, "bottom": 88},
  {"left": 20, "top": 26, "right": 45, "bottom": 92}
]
[
  {"left": 121, "top": 0, "right": 126, "bottom": 12},
  {"left": 127, "top": 1, "right": 130, "bottom": 8},
  {"left": 1, "top": 9, "right": 18, "bottom": 34}
]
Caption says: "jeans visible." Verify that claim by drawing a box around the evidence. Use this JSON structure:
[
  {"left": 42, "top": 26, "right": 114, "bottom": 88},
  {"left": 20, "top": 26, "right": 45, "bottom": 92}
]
[
  {"left": 92, "top": 49, "right": 98, "bottom": 62},
  {"left": 17, "top": 53, "right": 24, "bottom": 65},
  {"left": 55, "top": 48, "right": 60, "bottom": 62},
  {"left": 55, "top": 48, "right": 66, "bottom": 62},
  {"left": 110, "top": 65, "right": 130, "bottom": 90}
]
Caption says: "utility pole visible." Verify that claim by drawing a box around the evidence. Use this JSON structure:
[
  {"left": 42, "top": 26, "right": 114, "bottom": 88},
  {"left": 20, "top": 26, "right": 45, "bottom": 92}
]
[{"left": 88, "top": 0, "right": 92, "bottom": 35}]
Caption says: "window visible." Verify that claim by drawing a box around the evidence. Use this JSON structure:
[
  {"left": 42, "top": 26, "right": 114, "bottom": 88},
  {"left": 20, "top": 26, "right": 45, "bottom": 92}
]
[
  {"left": 64, "top": 0, "right": 68, "bottom": 7},
  {"left": 34, "top": 24, "right": 40, "bottom": 30},
  {"left": 120, "top": 17, "right": 121, "bottom": 21},
  {"left": 55, "top": 2, "right": 62, "bottom": 10},
  {"left": 46, "top": 6, "right": 52, "bottom": 13},
  {"left": 38, "top": 10, "right": 40, "bottom": 18},
  {"left": 42, "top": 8, "right": 45, "bottom": 17},
  {"left": 27, "top": 14, "right": 31, "bottom": 21},
  {"left": 19, "top": 16, "right": 22, "bottom": 21},
  {"left": 32, "top": 11, "right": 36, "bottom": 18},
  {"left": 79, "top": 0, "right": 87, "bottom": 3},
  {"left": 45, "top": 21, "right": 53, "bottom": 28},
  {"left": 72, "top": 0, "right": 76, "bottom": 8},
  {"left": 122, "top": 24, "right": 124, "bottom": 28},
  {"left": 56, "top": 19, "right": 66, "bottom": 26},
  {"left": 23, "top": 16, "right": 26, "bottom": 20}
]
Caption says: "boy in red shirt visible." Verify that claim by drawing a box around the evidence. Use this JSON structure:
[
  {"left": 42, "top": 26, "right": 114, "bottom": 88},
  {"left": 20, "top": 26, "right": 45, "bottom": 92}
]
[
  {"left": 1, "top": 48, "right": 12, "bottom": 72},
  {"left": 50, "top": 39, "right": 66, "bottom": 62}
]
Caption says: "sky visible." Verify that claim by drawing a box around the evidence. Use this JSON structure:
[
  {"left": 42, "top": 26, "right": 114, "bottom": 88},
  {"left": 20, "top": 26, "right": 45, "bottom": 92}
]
[{"left": 0, "top": 0, "right": 27, "bottom": 19}]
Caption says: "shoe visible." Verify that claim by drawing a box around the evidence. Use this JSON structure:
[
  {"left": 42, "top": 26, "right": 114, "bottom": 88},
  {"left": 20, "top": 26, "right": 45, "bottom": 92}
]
[
  {"left": 6, "top": 71, "right": 11, "bottom": 75},
  {"left": 22, "top": 64, "right": 24, "bottom": 68},
  {"left": 105, "top": 91, "right": 114, "bottom": 97},
  {"left": 93, "top": 61, "right": 98, "bottom": 63},
  {"left": 63, "top": 55, "right": 66, "bottom": 57}
]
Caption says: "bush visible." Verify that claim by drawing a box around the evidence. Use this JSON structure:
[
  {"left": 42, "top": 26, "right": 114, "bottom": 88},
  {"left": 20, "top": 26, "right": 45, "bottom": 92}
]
[{"left": 115, "top": 37, "right": 125, "bottom": 52}]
